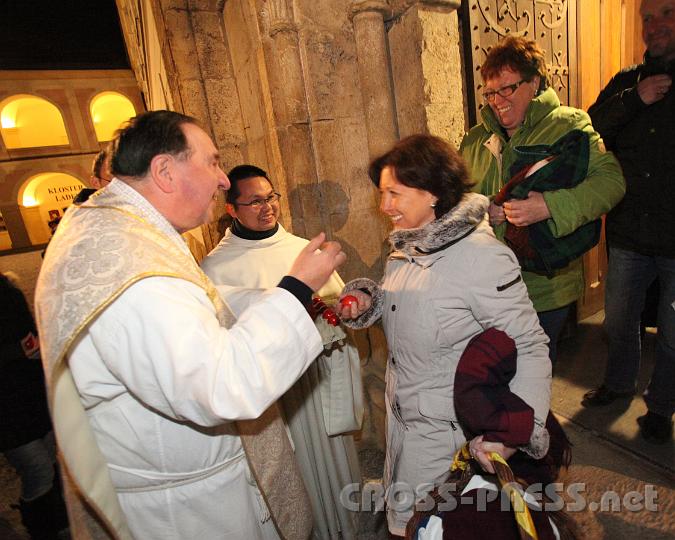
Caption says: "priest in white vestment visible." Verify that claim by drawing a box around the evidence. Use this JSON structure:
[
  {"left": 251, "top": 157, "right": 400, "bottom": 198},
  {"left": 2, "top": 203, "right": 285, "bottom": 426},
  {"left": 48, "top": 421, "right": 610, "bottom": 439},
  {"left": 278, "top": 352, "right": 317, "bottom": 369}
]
[
  {"left": 201, "top": 165, "right": 362, "bottom": 540},
  {"left": 34, "top": 112, "right": 347, "bottom": 540}
]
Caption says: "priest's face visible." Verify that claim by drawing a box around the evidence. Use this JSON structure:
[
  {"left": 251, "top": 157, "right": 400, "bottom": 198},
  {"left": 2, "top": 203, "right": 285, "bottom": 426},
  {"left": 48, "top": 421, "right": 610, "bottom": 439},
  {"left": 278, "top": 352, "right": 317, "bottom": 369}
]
[
  {"left": 228, "top": 177, "right": 281, "bottom": 231},
  {"left": 171, "top": 123, "right": 229, "bottom": 231}
]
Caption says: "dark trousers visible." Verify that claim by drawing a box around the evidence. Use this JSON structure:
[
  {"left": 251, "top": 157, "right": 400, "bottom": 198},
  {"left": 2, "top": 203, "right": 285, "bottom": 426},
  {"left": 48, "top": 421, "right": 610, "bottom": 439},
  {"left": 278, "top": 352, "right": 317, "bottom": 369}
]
[{"left": 537, "top": 304, "right": 572, "bottom": 363}]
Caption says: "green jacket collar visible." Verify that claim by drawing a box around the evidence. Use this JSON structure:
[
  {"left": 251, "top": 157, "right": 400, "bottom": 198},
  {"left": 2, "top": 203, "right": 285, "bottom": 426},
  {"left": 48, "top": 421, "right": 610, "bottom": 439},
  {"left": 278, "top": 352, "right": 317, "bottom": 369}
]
[{"left": 480, "top": 87, "right": 561, "bottom": 140}]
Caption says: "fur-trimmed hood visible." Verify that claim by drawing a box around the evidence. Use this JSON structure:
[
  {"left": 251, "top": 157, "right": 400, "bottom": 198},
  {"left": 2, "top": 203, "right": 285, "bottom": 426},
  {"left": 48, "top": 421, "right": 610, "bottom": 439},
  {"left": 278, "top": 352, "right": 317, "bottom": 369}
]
[{"left": 389, "top": 192, "right": 489, "bottom": 256}]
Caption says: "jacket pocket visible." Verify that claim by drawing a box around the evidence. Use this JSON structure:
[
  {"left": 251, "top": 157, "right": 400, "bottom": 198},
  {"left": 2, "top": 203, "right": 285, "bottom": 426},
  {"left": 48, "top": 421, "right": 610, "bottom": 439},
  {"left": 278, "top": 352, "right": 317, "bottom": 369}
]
[
  {"left": 418, "top": 391, "right": 456, "bottom": 423},
  {"left": 417, "top": 390, "right": 465, "bottom": 458}
]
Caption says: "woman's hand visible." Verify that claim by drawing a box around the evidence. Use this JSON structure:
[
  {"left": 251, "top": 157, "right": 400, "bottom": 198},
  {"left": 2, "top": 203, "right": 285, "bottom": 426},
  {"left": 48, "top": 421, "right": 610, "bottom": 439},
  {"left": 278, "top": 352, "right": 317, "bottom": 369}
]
[
  {"left": 488, "top": 201, "right": 506, "bottom": 226},
  {"left": 335, "top": 290, "right": 372, "bottom": 320},
  {"left": 468, "top": 435, "right": 517, "bottom": 474},
  {"left": 503, "top": 191, "right": 551, "bottom": 226}
]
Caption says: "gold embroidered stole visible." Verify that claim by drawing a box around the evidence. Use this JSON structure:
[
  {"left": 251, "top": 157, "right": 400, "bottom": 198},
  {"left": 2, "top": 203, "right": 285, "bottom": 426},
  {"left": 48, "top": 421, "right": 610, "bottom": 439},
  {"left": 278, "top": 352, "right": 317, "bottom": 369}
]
[{"left": 35, "top": 188, "right": 311, "bottom": 540}]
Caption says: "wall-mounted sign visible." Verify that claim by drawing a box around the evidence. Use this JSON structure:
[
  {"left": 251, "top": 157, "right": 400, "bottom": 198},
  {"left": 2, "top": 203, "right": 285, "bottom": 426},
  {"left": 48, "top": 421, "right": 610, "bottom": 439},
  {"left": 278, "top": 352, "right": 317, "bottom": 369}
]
[{"left": 45, "top": 184, "right": 83, "bottom": 203}]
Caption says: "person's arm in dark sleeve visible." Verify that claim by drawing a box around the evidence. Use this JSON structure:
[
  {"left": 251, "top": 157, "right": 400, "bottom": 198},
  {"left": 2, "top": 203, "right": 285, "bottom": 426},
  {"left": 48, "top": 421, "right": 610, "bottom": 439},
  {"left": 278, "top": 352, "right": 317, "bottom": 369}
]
[
  {"left": 588, "top": 70, "right": 647, "bottom": 149},
  {"left": 277, "top": 276, "right": 313, "bottom": 310}
]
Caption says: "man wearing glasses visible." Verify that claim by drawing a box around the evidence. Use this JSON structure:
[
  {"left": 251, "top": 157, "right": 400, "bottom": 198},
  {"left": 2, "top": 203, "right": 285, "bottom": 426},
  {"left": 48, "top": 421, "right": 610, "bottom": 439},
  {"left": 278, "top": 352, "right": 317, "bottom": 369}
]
[
  {"left": 460, "top": 36, "right": 625, "bottom": 362},
  {"left": 201, "top": 165, "right": 361, "bottom": 539}
]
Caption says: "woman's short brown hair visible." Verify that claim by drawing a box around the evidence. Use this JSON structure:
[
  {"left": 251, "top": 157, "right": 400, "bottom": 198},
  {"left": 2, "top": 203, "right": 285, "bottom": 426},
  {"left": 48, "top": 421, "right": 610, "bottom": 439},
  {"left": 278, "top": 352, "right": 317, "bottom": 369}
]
[
  {"left": 368, "top": 134, "right": 474, "bottom": 219},
  {"left": 480, "top": 36, "right": 549, "bottom": 92}
]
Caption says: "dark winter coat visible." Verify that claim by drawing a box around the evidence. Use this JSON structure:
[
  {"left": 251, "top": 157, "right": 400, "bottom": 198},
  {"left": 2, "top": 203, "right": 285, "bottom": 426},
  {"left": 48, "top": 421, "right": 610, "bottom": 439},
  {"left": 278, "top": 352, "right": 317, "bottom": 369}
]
[
  {"left": 588, "top": 54, "right": 675, "bottom": 257},
  {"left": 495, "top": 129, "right": 601, "bottom": 275},
  {"left": 0, "top": 275, "right": 52, "bottom": 451}
]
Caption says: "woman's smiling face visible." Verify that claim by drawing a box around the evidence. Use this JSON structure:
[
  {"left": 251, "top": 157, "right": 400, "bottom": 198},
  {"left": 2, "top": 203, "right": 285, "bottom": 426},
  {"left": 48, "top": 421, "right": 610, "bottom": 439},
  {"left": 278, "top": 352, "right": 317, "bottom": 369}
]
[
  {"left": 378, "top": 166, "right": 437, "bottom": 230},
  {"left": 484, "top": 68, "right": 540, "bottom": 137}
]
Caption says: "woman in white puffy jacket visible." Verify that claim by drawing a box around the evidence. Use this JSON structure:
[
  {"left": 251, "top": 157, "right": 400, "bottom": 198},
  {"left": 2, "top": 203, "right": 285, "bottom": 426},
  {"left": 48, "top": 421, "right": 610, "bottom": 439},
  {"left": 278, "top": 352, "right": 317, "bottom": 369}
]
[{"left": 337, "top": 134, "right": 552, "bottom": 536}]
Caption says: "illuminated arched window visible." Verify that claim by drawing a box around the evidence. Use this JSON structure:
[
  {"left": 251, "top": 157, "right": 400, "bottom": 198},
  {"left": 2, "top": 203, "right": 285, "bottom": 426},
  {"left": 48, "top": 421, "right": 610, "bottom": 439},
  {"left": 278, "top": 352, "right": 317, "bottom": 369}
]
[
  {"left": 90, "top": 91, "right": 136, "bottom": 142},
  {"left": 0, "top": 94, "right": 69, "bottom": 149}
]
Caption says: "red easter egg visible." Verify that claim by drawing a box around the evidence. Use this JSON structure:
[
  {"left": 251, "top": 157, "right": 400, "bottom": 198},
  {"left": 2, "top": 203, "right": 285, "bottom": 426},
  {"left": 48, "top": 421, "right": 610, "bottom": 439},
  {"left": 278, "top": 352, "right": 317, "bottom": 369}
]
[{"left": 340, "top": 295, "right": 358, "bottom": 308}]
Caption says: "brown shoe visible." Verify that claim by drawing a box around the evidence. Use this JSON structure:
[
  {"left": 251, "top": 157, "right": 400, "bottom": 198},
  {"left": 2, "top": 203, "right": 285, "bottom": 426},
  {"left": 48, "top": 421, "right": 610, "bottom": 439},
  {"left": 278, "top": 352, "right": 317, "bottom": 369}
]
[{"left": 581, "top": 385, "right": 634, "bottom": 407}]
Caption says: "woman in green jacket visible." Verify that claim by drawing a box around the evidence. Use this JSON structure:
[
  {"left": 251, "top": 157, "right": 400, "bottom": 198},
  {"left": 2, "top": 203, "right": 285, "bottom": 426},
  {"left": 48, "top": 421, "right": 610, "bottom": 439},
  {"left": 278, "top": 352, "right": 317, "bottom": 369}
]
[{"left": 460, "top": 36, "right": 625, "bottom": 360}]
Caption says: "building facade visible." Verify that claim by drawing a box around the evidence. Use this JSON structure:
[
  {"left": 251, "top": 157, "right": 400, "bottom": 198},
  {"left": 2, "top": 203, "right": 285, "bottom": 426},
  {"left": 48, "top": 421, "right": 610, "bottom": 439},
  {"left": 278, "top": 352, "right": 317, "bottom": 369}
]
[{"left": 0, "top": 69, "right": 144, "bottom": 249}]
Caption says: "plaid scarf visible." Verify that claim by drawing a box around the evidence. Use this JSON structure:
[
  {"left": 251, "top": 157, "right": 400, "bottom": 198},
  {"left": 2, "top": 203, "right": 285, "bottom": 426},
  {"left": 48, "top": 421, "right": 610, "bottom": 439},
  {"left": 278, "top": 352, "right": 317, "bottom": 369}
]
[{"left": 495, "top": 129, "right": 601, "bottom": 276}]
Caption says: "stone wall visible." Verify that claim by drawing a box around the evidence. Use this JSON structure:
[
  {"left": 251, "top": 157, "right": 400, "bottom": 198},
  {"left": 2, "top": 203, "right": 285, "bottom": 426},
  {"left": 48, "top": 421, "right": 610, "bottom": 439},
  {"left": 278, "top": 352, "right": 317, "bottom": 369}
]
[{"left": 388, "top": 1, "right": 466, "bottom": 146}]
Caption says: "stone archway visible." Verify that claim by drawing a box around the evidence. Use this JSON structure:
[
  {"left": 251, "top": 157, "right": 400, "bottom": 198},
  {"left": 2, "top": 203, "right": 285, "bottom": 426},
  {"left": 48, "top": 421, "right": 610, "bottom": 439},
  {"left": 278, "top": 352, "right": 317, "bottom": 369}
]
[{"left": 18, "top": 172, "right": 85, "bottom": 245}]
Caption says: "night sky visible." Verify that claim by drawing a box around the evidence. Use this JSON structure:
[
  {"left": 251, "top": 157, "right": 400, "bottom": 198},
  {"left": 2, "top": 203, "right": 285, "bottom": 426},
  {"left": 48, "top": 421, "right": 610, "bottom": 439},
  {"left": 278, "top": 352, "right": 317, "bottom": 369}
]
[{"left": 0, "top": 0, "right": 129, "bottom": 70}]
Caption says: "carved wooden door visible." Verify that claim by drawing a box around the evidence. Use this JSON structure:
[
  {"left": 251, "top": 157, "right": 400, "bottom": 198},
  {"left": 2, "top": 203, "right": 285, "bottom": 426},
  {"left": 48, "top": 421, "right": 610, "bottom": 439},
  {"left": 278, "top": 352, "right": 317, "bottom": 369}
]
[{"left": 575, "top": 0, "right": 644, "bottom": 319}]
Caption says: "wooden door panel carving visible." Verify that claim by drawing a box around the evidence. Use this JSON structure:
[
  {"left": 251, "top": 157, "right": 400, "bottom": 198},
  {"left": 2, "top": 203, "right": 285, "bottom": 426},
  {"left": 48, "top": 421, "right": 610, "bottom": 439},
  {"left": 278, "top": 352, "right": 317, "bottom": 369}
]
[{"left": 463, "top": 0, "right": 576, "bottom": 123}]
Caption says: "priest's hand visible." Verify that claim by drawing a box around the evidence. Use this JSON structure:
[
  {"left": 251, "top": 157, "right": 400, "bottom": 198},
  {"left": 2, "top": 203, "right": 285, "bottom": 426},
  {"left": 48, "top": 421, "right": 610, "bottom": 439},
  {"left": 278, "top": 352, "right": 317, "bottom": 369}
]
[
  {"left": 335, "top": 290, "right": 372, "bottom": 320},
  {"left": 289, "top": 232, "right": 346, "bottom": 292}
]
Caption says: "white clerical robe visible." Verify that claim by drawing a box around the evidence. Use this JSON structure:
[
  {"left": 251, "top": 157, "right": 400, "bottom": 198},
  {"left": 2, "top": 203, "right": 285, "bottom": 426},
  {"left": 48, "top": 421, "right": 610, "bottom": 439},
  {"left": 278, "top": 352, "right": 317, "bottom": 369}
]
[
  {"left": 66, "top": 183, "right": 323, "bottom": 540},
  {"left": 201, "top": 225, "right": 361, "bottom": 540}
]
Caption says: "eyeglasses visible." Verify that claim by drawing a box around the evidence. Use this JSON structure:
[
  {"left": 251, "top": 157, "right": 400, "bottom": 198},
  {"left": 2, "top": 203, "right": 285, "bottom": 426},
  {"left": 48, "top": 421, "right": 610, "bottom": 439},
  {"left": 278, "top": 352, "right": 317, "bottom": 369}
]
[
  {"left": 235, "top": 192, "right": 281, "bottom": 208},
  {"left": 482, "top": 80, "right": 526, "bottom": 102}
]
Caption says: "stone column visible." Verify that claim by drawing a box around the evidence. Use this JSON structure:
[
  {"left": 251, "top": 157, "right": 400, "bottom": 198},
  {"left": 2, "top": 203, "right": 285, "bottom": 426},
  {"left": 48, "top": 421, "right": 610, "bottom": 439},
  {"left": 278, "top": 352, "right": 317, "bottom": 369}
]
[
  {"left": 266, "top": 2, "right": 309, "bottom": 128},
  {"left": 120, "top": 0, "right": 247, "bottom": 251},
  {"left": 0, "top": 203, "right": 31, "bottom": 248},
  {"left": 387, "top": 0, "right": 465, "bottom": 147},
  {"left": 350, "top": 1, "right": 398, "bottom": 160},
  {"left": 262, "top": 0, "right": 325, "bottom": 239},
  {"left": 149, "top": 1, "right": 210, "bottom": 127}
]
